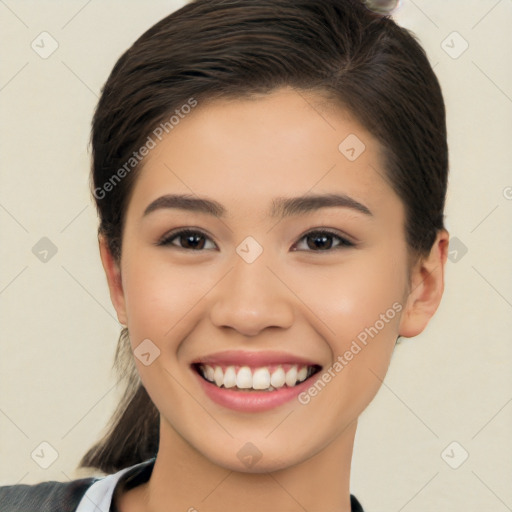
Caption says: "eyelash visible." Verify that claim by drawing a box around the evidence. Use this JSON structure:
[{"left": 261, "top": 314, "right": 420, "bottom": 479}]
[{"left": 156, "top": 228, "right": 355, "bottom": 252}]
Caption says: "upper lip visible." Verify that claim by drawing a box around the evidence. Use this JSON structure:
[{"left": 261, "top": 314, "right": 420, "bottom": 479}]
[{"left": 191, "top": 350, "right": 321, "bottom": 368}]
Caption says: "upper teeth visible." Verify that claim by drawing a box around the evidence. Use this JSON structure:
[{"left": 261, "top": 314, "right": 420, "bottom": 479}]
[{"left": 198, "top": 364, "right": 314, "bottom": 391}]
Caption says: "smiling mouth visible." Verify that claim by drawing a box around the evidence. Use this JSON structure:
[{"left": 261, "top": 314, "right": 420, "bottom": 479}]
[{"left": 192, "top": 363, "right": 322, "bottom": 392}]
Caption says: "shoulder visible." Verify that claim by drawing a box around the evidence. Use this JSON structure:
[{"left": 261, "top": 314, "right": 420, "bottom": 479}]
[{"left": 0, "top": 476, "right": 96, "bottom": 512}]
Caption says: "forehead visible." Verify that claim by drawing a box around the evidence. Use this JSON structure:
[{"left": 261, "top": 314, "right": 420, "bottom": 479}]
[{"left": 126, "top": 87, "right": 402, "bottom": 223}]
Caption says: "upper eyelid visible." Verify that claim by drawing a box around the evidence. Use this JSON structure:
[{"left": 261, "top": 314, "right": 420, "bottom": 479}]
[
  {"left": 158, "top": 227, "right": 355, "bottom": 248},
  {"left": 294, "top": 229, "right": 355, "bottom": 249}
]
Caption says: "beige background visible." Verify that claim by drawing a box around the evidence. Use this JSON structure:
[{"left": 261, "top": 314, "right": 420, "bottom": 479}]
[{"left": 1, "top": 1, "right": 511, "bottom": 510}]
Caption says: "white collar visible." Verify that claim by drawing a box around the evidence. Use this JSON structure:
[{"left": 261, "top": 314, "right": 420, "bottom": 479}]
[{"left": 75, "top": 458, "right": 155, "bottom": 512}]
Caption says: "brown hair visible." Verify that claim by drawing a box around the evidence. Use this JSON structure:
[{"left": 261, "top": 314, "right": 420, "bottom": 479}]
[{"left": 80, "top": 0, "right": 448, "bottom": 474}]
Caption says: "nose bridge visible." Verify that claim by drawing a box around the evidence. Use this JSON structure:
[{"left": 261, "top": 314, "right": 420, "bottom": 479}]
[{"left": 209, "top": 241, "right": 294, "bottom": 335}]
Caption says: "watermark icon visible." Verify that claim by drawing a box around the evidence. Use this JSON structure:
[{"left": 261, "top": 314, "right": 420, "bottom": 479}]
[
  {"left": 441, "top": 31, "right": 469, "bottom": 59},
  {"left": 298, "top": 301, "right": 402, "bottom": 405},
  {"left": 236, "top": 236, "right": 263, "bottom": 264},
  {"left": 134, "top": 338, "right": 161, "bottom": 366},
  {"left": 338, "top": 133, "right": 366, "bottom": 161},
  {"left": 31, "top": 441, "right": 59, "bottom": 469},
  {"left": 93, "top": 98, "right": 198, "bottom": 200},
  {"left": 31, "top": 32, "right": 59, "bottom": 59},
  {"left": 447, "top": 236, "right": 468, "bottom": 263},
  {"left": 503, "top": 186, "right": 512, "bottom": 200},
  {"left": 237, "top": 441, "right": 263, "bottom": 468},
  {"left": 441, "top": 441, "right": 469, "bottom": 469},
  {"left": 32, "top": 237, "right": 58, "bottom": 263}
]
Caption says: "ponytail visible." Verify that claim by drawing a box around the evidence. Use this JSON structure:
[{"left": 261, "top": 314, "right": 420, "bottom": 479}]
[{"left": 78, "top": 328, "right": 159, "bottom": 474}]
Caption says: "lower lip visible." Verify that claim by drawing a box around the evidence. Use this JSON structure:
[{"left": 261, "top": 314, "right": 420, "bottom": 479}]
[{"left": 193, "top": 368, "right": 317, "bottom": 412}]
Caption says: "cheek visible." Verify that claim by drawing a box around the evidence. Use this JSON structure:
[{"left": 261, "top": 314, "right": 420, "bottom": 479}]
[
  {"left": 294, "top": 249, "right": 406, "bottom": 404},
  {"left": 292, "top": 249, "right": 407, "bottom": 340},
  {"left": 121, "top": 250, "right": 209, "bottom": 342}
]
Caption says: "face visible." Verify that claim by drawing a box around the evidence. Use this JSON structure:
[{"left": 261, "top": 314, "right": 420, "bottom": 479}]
[{"left": 100, "top": 86, "right": 447, "bottom": 473}]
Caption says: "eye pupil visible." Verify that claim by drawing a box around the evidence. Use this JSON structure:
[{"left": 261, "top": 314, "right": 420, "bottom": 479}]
[
  {"left": 159, "top": 229, "right": 351, "bottom": 252},
  {"left": 308, "top": 233, "right": 333, "bottom": 250},
  {"left": 182, "top": 232, "right": 205, "bottom": 250}
]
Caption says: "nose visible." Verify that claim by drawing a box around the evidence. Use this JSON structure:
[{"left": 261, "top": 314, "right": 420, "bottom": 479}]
[{"left": 209, "top": 251, "right": 295, "bottom": 337}]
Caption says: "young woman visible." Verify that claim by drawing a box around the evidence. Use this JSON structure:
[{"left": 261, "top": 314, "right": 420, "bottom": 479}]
[{"left": 0, "top": 0, "right": 449, "bottom": 510}]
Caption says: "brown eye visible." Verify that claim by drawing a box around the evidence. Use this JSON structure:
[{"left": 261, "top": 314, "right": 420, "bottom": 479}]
[
  {"left": 292, "top": 230, "right": 354, "bottom": 252},
  {"left": 158, "top": 229, "right": 216, "bottom": 251}
]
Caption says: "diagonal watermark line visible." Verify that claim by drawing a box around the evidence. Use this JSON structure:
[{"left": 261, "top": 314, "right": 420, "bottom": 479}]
[
  {"left": 470, "top": 204, "right": 499, "bottom": 233},
  {"left": 0, "top": 266, "right": 28, "bottom": 295},
  {"left": 472, "top": 61, "right": 512, "bottom": 105},
  {"left": 0, "top": 202, "right": 29, "bottom": 232},
  {"left": 265, "top": 472, "right": 309, "bottom": 512},
  {"left": 265, "top": 410, "right": 295, "bottom": 438},
  {"left": 368, "top": 162, "right": 391, "bottom": 187},
  {"left": 409, "top": 0, "right": 439, "bottom": 29},
  {"left": 471, "top": 0, "right": 502, "bottom": 29},
  {"left": 471, "top": 265, "right": 512, "bottom": 309},
  {"left": 61, "top": 265, "right": 121, "bottom": 323},
  {"left": 292, "top": 86, "right": 337, "bottom": 131},
  {"left": 60, "top": 470, "right": 75, "bottom": 482},
  {"left": 200, "top": 470, "right": 234, "bottom": 503},
  {"left": 61, "top": 382, "right": 117, "bottom": 439},
  {"left": 266, "top": 163, "right": 337, "bottom": 234},
  {"left": 0, "top": 0, "right": 29, "bottom": 28},
  {"left": 61, "top": 61, "right": 99, "bottom": 98},
  {"left": 265, "top": 265, "right": 337, "bottom": 335},
  {"left": 163, "top": 163, "right": 233, "bottom": 235},
  {"left": 0, "top": 62, "right": 29, "bottom": 92},
  {"left": 60, "top": 204, "right": 89, "bottom": 233},
  {"left": 405, "top": 262, "right": 440, "bottom": 302},
  {"left": 471, "top": 396, "right": 512, "bottom": 439},
  {"left": 163, "top": 367, "right": 234, "bottom": 438},
  {"left": 368, "top": 367, "right": 439, "bottom": 438},
  {"left": 0, "top": 407, "right": 29, "bottom": 438},
  {"left": 13, "top": 472, "right": 30, "bottom": 485},
  {"left": 61, "top": 0, "right": 93, "bottom": 29},
  {"left": 61, "top": 470, "right": 102, "bottom": 511},
  {"left": 164, "top": 267, "right": 234, "bottom": 336},
  {"left": 398, "top": 472, "right": 439, "bottom": 511},
  {"left": 472, "top": 470, "right": 512, "bottom": 511}
]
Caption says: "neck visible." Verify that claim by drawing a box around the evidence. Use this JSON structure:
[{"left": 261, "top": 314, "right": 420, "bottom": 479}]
[{"left": 128, "top": 418, "right": 357, "bottom": 512}]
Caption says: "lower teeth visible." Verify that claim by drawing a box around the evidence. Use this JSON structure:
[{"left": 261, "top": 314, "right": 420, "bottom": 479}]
[
  {"left": 218, "top": 385, "right": 278, "bottom": 391},
  {"left": 205, "top": 379, "right": 306, "bottom": 391},
  {"left": 236, "top": 386, "right": 276, "bottom": 392}
]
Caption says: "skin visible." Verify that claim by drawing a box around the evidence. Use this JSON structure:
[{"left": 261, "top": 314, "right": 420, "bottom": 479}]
[{"left": 99, "top": 86, "right": 449, "bottom": 512}]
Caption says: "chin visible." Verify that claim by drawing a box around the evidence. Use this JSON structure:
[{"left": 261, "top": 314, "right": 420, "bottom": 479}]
[
  {"left": 201, "top": 437, "right": 314, "bottom": 474},
  {"left": 217, "top": 454, "right": 299, "bottom": 474}
]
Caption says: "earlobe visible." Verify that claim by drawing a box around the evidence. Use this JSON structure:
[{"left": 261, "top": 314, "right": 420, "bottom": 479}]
[
  {"left": 398, "top": 229, "right": 449, "bottom": 339},
  {"left": 98, "top": 235, "right": 127, "bottom": 326}
]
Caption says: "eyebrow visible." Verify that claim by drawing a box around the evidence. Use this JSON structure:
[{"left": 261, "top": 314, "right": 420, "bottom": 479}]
[{"left": 143, "top": 193, "right": 373, "bottom": 218}]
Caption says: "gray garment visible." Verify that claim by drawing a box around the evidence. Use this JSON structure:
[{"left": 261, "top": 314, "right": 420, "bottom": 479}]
[
  {"left": 0, "top": 477, "right": 95, "bottom": 512},
  {"left": 0, "top": 460, "right": 365, "bottom": 512}
]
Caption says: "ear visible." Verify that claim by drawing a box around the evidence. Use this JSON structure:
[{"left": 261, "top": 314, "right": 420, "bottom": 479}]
[
  {"left": 399, "top": 229, "right": 449, "bottom": 338},
  {"left": 98, "top": 234, "right": 127, "bottom": 326}
]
